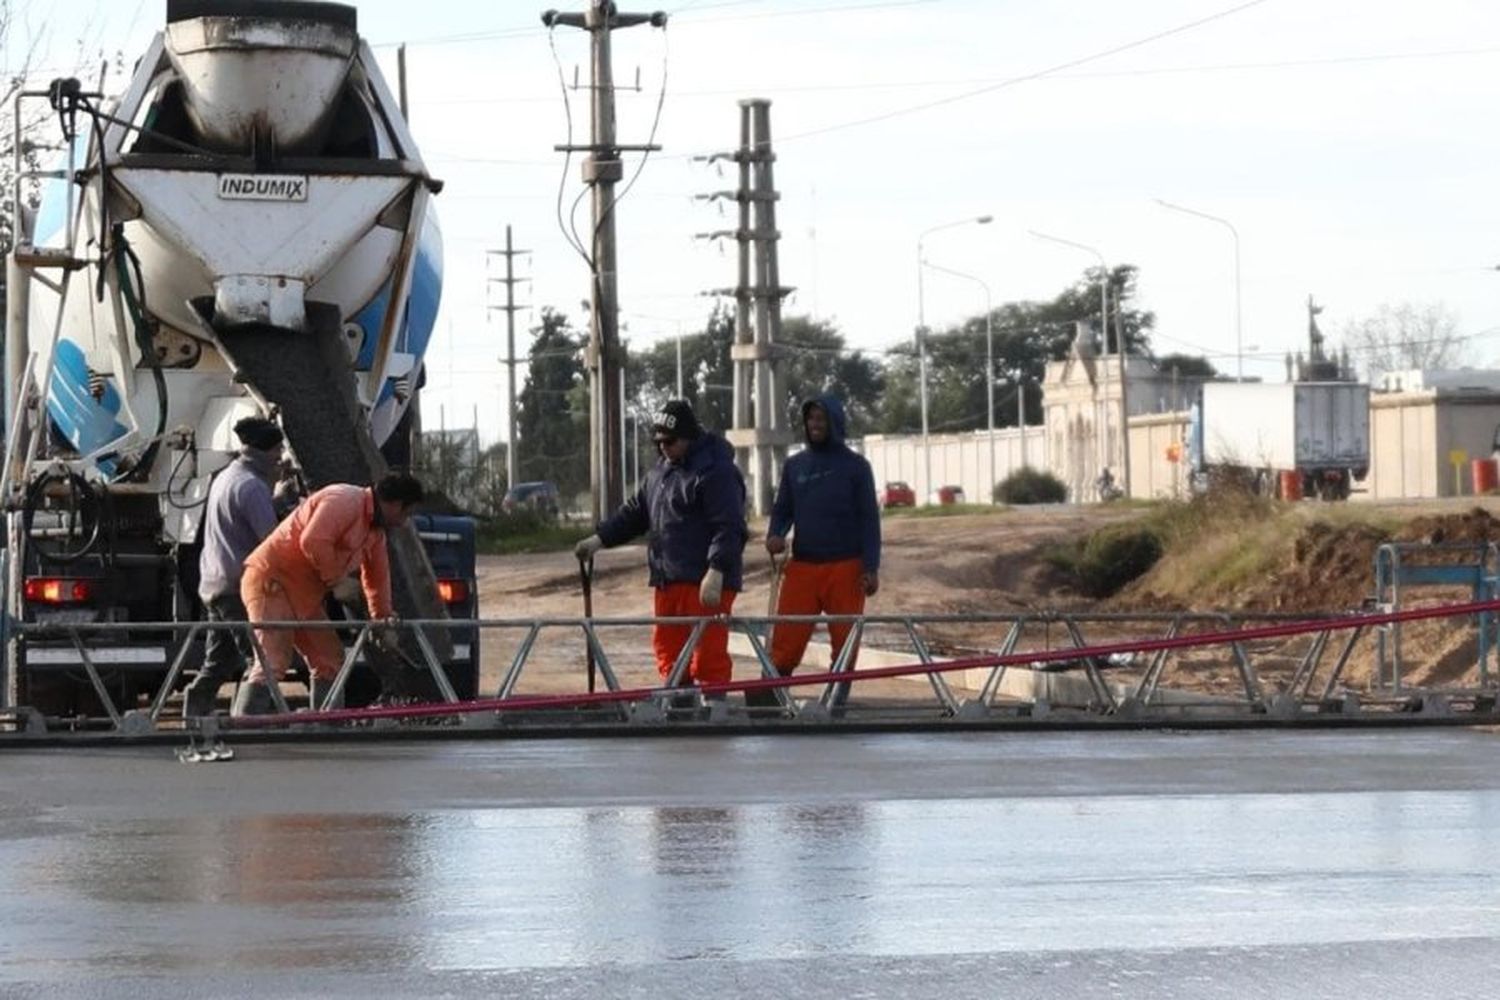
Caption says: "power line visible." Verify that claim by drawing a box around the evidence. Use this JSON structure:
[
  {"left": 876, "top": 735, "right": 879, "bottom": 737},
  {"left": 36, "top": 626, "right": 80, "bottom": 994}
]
[
  {"left": 543, "top": 27, "right": 592, "bottom": 269},
  {"left": 675, "top": 0, "right": 941, "bottom": 23},
  {"left": 371, "top": 0, "right": 937, "bottom": 49},
  {"left": 767, "top": 0, "right": 1277, "bottom": 146},
  {"left": 416, "top": 43, "right": 1500, "bottom": 107}
]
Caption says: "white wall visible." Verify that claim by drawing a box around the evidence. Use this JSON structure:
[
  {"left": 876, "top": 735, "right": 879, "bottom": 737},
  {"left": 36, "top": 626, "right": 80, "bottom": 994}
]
[{"left": 856, "top": 428, "right": 1049, "bottom": 504}]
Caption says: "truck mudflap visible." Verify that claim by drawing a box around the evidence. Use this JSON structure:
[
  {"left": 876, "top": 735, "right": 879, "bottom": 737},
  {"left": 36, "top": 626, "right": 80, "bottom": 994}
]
[{"left": 215, "top": 313, "right": 453, "bottom": 689}]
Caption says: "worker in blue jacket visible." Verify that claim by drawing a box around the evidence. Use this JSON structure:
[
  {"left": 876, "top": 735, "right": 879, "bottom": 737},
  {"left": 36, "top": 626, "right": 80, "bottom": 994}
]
[
  {"left": 576, "top": 399, "right": 748, "bottom": 685},
  {"left": 764, "top": 395, "right": 881, "bottom": 682}
]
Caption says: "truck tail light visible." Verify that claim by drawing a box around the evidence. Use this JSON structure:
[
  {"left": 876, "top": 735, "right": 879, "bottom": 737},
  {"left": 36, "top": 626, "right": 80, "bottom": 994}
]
[
  {"left": 24, "top": 577, "right": 95, "bottom": 605},
  {"left": 436, "top": 579, "right": 470, "bottom": 604}
]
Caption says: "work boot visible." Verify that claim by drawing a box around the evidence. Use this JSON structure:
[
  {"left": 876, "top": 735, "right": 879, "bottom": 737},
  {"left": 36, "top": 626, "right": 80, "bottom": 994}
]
[
  {"left": 182, "top": 676, "right": 220, "bottom": 719},
  {"left": 230, "top": 682, "right": 276, "bottom": 718},
  {"left": 308, "top": 677, "right": 345, "bottom": 712}
]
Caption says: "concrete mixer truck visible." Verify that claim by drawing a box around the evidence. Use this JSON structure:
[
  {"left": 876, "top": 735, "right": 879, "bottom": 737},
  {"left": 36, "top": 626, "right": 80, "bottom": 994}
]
[{"left": 1, "top": 1, "right": 479, "bottom": 723}]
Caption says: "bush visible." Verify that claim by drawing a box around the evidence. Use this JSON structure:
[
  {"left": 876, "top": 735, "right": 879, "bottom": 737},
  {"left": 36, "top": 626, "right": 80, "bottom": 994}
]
[
  {"left": 484, "top": 507, "right": 555, "bottom": 535},
  {"left": 476, "top": 508, "right": 592, "bottom": 554},
  {"left": 1048, "top": 525, "right": 1164, "bottom": 598},
  {"left": 994, "top": 467, "right": 1068, "bottom": 505}
]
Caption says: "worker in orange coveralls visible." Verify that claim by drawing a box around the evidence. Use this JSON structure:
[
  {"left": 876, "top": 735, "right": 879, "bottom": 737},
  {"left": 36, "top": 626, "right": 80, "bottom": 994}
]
[
  {"left": 575, "top": 400, "right": 747, "bottom": 687},
  {"left": 756, "top": 395, "right": 880, "bottom": 707},
  {"left": 231, "top": 471, "right": 425, "bottom": 716}
]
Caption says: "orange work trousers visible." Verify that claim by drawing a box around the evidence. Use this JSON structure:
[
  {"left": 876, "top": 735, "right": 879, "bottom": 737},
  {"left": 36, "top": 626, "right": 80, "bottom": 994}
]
[
  {"left": 770, "top": 557, "right": 867, "bottom": 675},
  {"left": 653, "top": 583, "right": 738, "bottom": 685},
  {"left": 241, "top": 564, "right": 344, "bottom": 686}
]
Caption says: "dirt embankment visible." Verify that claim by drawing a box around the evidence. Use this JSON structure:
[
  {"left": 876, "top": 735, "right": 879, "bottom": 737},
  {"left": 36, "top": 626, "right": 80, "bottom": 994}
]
[
  {"left": 1111, "top": 502, "right": 1500, "bottom": 693},
  {"left": 1120, "top": 504, "right": 1500, "bottom": 615}
]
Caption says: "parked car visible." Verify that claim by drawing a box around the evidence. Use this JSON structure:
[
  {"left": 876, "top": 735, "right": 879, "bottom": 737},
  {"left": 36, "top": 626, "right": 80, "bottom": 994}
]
[
  {"left": 880, "top": 481, "right": 916, "bottom": 508},
  {"left": 935, "top": 485, "right": 966, "bottom": 506},
  {"left": 503, "top": 481, "right": 561, "bottom": 519}
]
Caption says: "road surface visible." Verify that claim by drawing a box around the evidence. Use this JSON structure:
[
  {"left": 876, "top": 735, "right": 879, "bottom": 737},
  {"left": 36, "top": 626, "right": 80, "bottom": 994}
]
[{"left": 3, "top": 729, "right": 1500, "bottom": 997}]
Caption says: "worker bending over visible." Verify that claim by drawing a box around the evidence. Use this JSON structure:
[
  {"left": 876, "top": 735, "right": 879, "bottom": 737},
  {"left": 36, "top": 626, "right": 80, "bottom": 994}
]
[{"left": 232, "top": 471, "right": 424, "bottom": 716}]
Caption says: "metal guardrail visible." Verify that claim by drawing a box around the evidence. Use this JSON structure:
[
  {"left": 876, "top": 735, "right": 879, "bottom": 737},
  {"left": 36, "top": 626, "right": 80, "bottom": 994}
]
[{"left": 4, "top": 599, "right": 1499, "bottom": 738}]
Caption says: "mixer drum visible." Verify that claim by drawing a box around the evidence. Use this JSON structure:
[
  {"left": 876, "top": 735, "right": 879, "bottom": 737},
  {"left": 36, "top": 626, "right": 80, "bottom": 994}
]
[{"left": 164, "top": 0, "right": 359, "bottom": 155}]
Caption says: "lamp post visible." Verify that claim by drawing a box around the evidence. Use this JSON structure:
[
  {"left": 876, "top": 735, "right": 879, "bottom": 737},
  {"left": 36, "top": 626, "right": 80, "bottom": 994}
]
[
  {"left": 1156, "top": 198, "right": 1242, "bottom": 381},
  {"left": 917, "top": 214, "right": 992, "bottom": 504},
  {"left": 1029, "top": 230, "right": 1131, "bottom": 499},
  {"left": 922, "top": 260, "right": 996, "bottom": 503}
]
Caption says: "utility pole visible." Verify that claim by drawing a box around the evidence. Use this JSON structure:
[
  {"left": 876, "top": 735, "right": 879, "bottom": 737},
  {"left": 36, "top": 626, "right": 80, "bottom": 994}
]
[
  {"left": 486, "top": 227, "right": 529, "bottom": 492},
  {"left": 543, "top": 3, "right": 666, "bottom": 521},
  {"left": 695, "top": 99, "right": 793, "bottom": 515}
]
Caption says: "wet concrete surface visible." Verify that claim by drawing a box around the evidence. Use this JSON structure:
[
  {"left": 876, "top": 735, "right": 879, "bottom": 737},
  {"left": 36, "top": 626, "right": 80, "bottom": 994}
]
[{"left": 4, "top": 729, "right": 1500, "bottom": 997}]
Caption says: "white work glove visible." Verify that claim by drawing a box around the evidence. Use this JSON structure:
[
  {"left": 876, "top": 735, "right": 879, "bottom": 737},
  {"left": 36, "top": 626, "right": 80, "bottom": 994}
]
[
  {"left": 575, "top": 534, "right": 604, "bottom": 561},
  {"left": 330, "top": 576, "right": 362, "bottom": 605},
  {"left": 699, "top": 567, "right": 725, "bottom": 609}
]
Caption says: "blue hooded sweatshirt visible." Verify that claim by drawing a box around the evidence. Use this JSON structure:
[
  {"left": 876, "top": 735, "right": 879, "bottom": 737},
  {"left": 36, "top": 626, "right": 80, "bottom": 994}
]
[
  {"left": 597, "top": 432, "right": 748, "bottom": 591},
  {"left": 769, "top": 395, "right": 881, "bottom": 573}
]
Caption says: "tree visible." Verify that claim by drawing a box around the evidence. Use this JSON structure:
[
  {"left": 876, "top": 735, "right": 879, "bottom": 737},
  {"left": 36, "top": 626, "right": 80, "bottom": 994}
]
[
  {"left": 516, "top": 308, "right": 589, "bottom": 503},
  {"left": 877, "top": 264, "right": 1155, "bottom": 433},
  {"left": 413, "top": 428, "right": 484, "bottom": 513},
  {"left": 0, "top": 4, "right": 124, "bottom": 258},
  {"left": 1340, "top": 302, "right": 1467, "bottom": 380},
  {"left": 774, "top": 316, "right": 885, "bottom": 435},
  {"left": 1154, "top": 353, "right": 1217, "bottom": 379},
  {"left": 629, "top": 305, "right": 735, "bottom": 432},
  {"left": 471, "top": 442, "right": 509, "bottom": 517},
  {"left": 628, "top": 311, "right": 886, "bottom": 439}
]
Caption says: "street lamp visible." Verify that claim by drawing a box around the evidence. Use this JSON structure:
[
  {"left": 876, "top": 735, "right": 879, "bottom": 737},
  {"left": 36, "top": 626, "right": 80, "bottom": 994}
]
[
  {"left": 1029, "top": 230, "right": 1132, "bottom": 499},
  {"left": 917, "top": 214, "right": 992, "bottom": 504},
  {"left": 1156, "top": 198, "right": 1242, "bottom": 381},
  {"left": 922, "top": 259, "right": 998, "bottom": 503}
]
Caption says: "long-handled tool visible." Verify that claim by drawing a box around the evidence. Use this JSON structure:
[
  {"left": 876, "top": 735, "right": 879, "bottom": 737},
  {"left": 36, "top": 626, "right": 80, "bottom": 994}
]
[
  {"left": 768, "top": 551, "right": 785, "bottom": 619},
  {"left": 581, "top": 555, "right": 596, "bottom": 694},
  {"left": 746, "top": 551, "right": 789, "bottom": 714}
]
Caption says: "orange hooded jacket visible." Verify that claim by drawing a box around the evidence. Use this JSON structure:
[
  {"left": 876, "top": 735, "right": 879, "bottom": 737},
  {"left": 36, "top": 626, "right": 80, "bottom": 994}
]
[{"left": 243, "top": 483, "right": 393, "bottom": 620}]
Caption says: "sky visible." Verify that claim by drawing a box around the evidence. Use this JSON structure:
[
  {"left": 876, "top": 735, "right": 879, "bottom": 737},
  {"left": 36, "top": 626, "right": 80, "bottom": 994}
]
[{"left": 10, "top": 0, "right": 1500, "bottom": 444}]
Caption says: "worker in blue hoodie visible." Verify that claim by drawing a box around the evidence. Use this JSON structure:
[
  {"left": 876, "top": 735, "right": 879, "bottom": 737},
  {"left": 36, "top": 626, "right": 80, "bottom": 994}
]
[
  {"left": 765, "top": 395, "right": 881, "bottom": 679},
  {"left": 576, "top": 399, "right": 748, "bottom": 685}
]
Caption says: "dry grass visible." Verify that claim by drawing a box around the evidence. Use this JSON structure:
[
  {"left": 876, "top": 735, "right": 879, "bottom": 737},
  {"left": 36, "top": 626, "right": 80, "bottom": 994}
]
[{"left": 1112, "top": 492, "right": 1405, "bottom": 610}]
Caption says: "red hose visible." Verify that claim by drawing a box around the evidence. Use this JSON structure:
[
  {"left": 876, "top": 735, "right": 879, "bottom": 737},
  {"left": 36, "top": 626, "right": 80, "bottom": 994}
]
[{"left": 224, "top": 597, "right": 1500, "bottom": 730}]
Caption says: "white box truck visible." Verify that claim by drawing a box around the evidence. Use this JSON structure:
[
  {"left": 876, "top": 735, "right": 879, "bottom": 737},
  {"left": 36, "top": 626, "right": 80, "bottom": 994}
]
[{"left": 1190, "top": 382, "right": 1370, "bottom": 499}]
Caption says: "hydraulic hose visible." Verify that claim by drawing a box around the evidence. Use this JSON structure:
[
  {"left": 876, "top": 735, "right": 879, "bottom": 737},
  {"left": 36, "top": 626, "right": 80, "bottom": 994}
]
[{"left": 22, "top": 468, "right": 103, "bottom": 565}]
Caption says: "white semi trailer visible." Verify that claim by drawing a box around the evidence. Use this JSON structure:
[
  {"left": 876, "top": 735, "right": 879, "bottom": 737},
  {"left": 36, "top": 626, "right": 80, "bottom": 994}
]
[{"left": 1190, "top": 382, "right": 1371, "bottom": 500}]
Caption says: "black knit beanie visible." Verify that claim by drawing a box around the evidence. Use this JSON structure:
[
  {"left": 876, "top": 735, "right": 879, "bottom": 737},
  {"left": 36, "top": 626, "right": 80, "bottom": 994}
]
[
  {"left": 233, "top": 416, "right": 284, "bottom": 451},
  {"left": 652, "top": 399, "right": 702, "bottom": 440}
]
